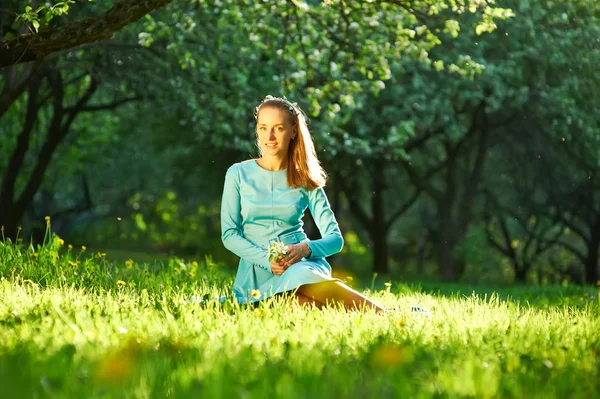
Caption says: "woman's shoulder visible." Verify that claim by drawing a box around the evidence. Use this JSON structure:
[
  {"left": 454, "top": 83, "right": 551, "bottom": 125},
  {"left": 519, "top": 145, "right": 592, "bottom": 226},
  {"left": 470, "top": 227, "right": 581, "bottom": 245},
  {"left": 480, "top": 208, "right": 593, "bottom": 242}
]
[
  {"left": 239, "top": 159, "right": 258, "bottom": 167},
  {"left": 227, "top": 159, "right": 257, "bottom": 172}
]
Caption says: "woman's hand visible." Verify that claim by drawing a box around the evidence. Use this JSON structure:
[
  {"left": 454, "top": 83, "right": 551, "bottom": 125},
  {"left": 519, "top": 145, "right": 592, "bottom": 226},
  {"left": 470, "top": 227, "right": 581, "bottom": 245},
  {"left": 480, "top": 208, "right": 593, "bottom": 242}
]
[
  {"left": 283, "top": 243, "right": 311, "bottom": 268},
  {"left": 271, "top": 259, "right": 286, "bottom": 275}
]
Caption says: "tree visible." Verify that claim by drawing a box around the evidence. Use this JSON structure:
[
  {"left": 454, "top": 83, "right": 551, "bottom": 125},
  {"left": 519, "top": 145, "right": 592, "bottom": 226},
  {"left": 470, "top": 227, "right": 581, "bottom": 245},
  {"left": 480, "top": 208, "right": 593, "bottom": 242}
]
[
  {"left": 477, "top": 0, "right": 600, "bottom": 284},
  {"left": 376, "top": 0, "right": 600, "bottom": 281},
  {"left": 0, "top": 63, "right": 140, "bottom": 240},
  {"left": 541, "top": 139, "right": 600, "bottom": 285},
  {"left": 0, "top": 0, "right": 178, "bottom": 240},
  {"left": 0, "top": 0, "right": 513, "bottom": 250}
]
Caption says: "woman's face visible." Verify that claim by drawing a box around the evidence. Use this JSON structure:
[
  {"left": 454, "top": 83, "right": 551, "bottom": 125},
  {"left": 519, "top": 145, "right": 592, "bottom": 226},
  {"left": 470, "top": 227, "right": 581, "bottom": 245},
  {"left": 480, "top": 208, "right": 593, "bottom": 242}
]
[{"left": 256, "top": 106, "right": 296, "bottom": 158}]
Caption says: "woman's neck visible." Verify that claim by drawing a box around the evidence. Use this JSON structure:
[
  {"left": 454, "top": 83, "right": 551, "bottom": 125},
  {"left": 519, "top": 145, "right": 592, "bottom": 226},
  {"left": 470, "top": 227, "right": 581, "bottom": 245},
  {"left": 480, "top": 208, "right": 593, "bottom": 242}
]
[{"left": 256, "top": 156, "right": 287, "bottom": 171}]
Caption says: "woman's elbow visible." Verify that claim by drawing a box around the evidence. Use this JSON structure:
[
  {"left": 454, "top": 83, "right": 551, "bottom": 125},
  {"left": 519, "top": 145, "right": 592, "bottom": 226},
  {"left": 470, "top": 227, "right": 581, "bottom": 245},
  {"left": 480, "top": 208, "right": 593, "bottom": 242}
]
[
  {"left": 335, "top": 233, "right": 344, "bottom": 253},
  {"left": 221, "top": 229, "right": 234, "bottom": 250}
]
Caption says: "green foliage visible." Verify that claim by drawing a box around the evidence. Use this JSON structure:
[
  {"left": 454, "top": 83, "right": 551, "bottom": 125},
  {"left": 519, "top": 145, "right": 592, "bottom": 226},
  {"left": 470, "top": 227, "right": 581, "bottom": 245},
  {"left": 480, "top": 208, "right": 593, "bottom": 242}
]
[
  {"left": 66, "top": 190, "right": 229, "bottom": 260},
  {"left": 16, "top": 1, "right": 78, "bottom": 32}
]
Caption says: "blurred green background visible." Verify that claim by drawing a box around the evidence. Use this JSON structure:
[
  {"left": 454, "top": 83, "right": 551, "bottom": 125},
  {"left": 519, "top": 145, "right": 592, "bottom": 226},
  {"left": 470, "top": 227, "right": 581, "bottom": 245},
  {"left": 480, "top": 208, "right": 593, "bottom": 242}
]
[{"left": 1, "top": 0, "right": 599, "bottom": 285}]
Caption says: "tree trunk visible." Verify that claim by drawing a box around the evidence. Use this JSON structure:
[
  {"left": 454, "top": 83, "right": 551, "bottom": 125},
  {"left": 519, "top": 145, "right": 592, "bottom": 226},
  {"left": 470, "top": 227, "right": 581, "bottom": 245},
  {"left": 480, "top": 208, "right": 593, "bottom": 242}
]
[
  {"left": 371, "top": 161, "right": 388, "bottom": 275},
  {"left": 0, "top": 71, "right": 99, "bottom": 242},
  {"left": 437, "top": 233, "right": 456, "bottom": 281},
  {"left": 515, "top": 264, "right": 528, "bottom": 282},
  {"left": 416, "top": 227, "right": 428, "bottom": 276},
  {"left": 584, "top": 223, "right": 600, "bottom": 284},
  {"left": 0, "top": 215, "right": 19, "bottom": 241}
]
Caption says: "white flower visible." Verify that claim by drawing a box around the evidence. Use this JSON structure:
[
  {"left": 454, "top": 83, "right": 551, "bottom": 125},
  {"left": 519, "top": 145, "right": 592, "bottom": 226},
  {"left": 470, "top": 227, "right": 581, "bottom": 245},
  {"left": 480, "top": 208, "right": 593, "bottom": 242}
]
[{"left": 268, "top": 241, "right": 288, "bottom": 262}]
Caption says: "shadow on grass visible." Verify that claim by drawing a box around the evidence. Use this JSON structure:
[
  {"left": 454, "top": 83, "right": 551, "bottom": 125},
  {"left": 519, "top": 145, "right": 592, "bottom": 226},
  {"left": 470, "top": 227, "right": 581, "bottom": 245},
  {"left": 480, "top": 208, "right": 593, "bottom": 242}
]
[
  {"left": 339, "top": 272, "right": 599, "bottom": 310},
  {"left": 399, "top": 280, "right": 599, "bottom": 310}
]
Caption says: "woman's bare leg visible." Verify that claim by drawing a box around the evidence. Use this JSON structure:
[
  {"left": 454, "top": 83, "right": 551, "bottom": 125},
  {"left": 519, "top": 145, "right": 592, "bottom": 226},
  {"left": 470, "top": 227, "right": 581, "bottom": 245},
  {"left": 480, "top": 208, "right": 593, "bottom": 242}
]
[
  {"left": 293, "top": 292, "right": 324, "bottom": 309},
  {"left": 296, "top": 281, "right": 386, "bottom": 313}
]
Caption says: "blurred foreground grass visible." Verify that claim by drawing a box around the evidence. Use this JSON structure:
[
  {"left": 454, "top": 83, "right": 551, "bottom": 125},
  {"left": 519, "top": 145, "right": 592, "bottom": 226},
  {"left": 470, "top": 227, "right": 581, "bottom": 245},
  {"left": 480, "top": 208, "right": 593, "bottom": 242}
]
[{"left": 1, "top": 228, "right": 599, "bottom": 398}]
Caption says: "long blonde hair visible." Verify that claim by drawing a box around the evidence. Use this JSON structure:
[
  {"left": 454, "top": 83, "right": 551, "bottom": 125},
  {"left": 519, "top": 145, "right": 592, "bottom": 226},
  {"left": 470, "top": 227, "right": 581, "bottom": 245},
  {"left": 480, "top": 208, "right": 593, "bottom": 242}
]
[{"left": 255, "top": 95, "right": 327, "bottom": 190}]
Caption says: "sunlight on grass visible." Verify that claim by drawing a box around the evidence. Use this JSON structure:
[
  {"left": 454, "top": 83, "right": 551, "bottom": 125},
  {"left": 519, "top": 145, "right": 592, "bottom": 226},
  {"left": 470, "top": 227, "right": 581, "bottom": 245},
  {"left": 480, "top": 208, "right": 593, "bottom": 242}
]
[{"left": 0, "top": 224, "right": 599, "bottom": 398}]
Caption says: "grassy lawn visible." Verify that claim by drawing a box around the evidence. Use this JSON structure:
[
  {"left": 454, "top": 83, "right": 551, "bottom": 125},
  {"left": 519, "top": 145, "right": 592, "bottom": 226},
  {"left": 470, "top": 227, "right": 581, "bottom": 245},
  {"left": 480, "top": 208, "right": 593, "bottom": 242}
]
[{"left": 1, "top": 236, "right": 599, "bottom": 398}]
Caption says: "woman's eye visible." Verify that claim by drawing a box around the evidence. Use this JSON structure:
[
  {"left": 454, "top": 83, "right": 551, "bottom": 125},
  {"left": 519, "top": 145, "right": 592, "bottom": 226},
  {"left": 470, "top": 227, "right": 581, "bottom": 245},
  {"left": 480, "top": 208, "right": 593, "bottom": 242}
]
[{"left": 276, "top": 127, "right": 284, "bottom": 132}]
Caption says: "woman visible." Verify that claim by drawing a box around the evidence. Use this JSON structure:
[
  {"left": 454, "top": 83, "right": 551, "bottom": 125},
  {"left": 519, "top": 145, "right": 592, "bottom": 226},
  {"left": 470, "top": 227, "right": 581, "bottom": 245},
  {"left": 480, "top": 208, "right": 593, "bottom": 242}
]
[{"left": 221, "top": 95, "right": 386, "bottom": 312}]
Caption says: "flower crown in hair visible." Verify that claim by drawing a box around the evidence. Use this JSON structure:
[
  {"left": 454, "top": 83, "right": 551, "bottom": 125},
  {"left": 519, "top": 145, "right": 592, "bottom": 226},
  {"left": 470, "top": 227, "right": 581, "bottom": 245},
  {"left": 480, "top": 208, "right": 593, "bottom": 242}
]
[{"left": 263, "top": 94, "right": 296, "bottom": 113}]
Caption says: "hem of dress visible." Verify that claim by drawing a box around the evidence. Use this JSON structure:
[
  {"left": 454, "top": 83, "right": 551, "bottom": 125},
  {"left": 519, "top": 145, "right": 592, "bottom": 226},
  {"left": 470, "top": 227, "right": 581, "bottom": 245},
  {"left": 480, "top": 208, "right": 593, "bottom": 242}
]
[{"left": 235, "top": 275, "right": 342, "bottom": 305}]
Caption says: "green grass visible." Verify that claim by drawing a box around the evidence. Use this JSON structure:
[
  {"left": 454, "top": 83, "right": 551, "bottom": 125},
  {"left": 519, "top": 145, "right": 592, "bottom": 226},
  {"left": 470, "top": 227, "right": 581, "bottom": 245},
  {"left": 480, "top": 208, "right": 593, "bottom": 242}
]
[{"left": 1, "top": 230, "right": 599, "bottom": 398}]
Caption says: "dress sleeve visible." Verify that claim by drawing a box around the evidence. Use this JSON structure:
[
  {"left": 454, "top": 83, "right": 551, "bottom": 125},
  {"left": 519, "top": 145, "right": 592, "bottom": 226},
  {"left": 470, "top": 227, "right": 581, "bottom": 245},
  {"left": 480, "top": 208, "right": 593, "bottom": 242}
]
[
  {"left": 220, "top": 164, "right": 272, "bottom": 272},
  {"left": 306, "top": 187, "right": 344, "bottom": 259}
]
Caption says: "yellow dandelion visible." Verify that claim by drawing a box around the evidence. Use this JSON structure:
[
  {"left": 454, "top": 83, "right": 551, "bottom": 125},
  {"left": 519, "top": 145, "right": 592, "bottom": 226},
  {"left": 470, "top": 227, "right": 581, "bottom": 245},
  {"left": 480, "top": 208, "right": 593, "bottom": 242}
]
[
  {"left": 191, "top": 261, "right": 199, "bottom": 267},
  {"left": 68, "top": 261, "right": 78, "bottom": 267},
  {"left": 117, "top": 280, "right": 127, "bottom": 286},
  {"left": 82, "top": 246, "right": 87, "bottom": 251},
  {"left": 189, "top": 272, "right": 196, "bottom": 278},
  {"left": 370, "top": 343, "right": 408, "bottom": 369},
  {"left": 125, "top": 259, "right": 134, "bottom": 269},
  {"left": 30, "top": 252, "right": 38, "bottom": 258},
  {"left": 68, "top": 244, "right": 73, "bottom": 250},
  {"left": 57, "top": 238, "right": 64, "bottom": 246},
  {"left": 45, "top": 216, "right": 50, "bottom": 222},
  {"left": 396, "top": 319, "right": 405, "bottom": 329},
  {"left": 251, "top": 289, "right": 261, "bottom": 299},
  {"left": 16, "top": 238, "right": 23, "bottom": 244},
  {"left": 95, "top": 352, "right": 135, "bottom": 384}
]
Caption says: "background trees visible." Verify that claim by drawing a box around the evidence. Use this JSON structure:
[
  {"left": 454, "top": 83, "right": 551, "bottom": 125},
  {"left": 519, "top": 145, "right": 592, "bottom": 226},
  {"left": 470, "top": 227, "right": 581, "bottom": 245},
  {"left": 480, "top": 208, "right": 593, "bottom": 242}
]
[{"left": 1, "top": 0, "right": 598, "bottom": 284}]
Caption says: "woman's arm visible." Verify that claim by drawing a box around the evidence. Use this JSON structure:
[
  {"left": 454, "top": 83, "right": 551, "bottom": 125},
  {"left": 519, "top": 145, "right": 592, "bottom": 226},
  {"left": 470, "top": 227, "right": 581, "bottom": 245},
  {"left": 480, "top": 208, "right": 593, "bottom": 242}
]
[
  {"left": 220, "top": 164, "right": 272, "bottom": 271},
  {"left": 305, "top": 187, "right": 344, "bottom": 259}
]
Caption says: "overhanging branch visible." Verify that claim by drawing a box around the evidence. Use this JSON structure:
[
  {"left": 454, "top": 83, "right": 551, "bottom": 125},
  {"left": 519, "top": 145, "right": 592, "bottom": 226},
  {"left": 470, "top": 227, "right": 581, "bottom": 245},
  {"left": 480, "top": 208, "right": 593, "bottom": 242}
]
[
  {"left": 69, "top": 95, "right": 141, "bottom": 113},
  {"left": 0, "top": 0, "right": 173, "bottom": 68}
]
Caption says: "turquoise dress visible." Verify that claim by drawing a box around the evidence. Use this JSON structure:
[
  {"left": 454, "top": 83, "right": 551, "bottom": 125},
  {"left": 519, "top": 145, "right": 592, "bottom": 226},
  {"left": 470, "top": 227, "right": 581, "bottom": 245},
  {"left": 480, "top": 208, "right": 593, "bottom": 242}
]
[{"left": 221, "top": 159, "right": 344, "bottom": 304}]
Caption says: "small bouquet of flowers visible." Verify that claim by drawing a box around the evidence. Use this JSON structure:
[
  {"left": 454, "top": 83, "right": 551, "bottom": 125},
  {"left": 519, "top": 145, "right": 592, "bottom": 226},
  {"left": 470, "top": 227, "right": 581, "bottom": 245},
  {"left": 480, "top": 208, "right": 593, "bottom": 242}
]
[{"left": 268, "top": 241, "right": 289, "bottom": 263}]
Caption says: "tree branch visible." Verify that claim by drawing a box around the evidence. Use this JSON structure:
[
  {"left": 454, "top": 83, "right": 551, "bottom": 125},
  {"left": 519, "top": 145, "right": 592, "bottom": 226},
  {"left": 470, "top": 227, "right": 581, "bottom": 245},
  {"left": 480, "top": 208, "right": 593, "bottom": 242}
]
[
  {"left": 403, "top": 126, "right": 444, "bottom": 152},
  {"left": 498, "top": 215, "right": 518, "bottom": 264},
  {"left": 0, "top": 59, "right": 43, "bottom": 118},
  {"left": 0, "top": 0, "right": 173, "bottom": 68},
  {"left": 535, "top": 225, "right": 565, "bottom": 256},
  {"left": 337, "top": 175, "right": 371, "bottom": 230},
  {"left": 68, "top": 95, "right": 141, "bottom": 113},
  {"left": 555, "top": 239, "right": 586, "bottom": 263},
  {"left": 14, "top": 76, "right": 99, "bottom": 212},
  {"left": 385, "top": 188, "right": 420, "bottom": 231},
  {"left": 400, "top": 159, "right": 445, "bottom": 202},
  {"left": 0, "top": 73, "right": 43, "bottom": 209},
  {"left": 485, "top": 219, "right": 512, "bottom": 258}
]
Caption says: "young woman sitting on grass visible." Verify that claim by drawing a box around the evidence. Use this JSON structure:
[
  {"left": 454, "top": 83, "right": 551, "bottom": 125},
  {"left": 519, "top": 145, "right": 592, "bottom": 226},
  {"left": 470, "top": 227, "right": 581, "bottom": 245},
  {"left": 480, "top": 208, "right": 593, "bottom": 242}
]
[{"left": 220, "top": 95, "right": 386, "bottom": 312}]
